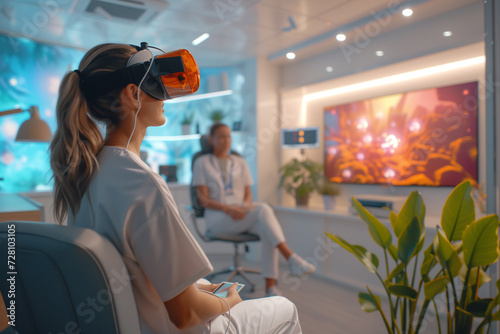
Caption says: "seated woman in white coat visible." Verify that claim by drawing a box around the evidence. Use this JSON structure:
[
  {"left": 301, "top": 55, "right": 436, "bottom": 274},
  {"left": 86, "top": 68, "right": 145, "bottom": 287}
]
[{"left": 193, "top": 123, "right": 316, "bottom": 296}]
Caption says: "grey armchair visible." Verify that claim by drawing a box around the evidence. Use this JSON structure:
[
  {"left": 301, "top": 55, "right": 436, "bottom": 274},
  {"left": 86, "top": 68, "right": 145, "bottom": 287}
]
[{"left": 0, "top": 221, "right": 141, "bottom": 334}]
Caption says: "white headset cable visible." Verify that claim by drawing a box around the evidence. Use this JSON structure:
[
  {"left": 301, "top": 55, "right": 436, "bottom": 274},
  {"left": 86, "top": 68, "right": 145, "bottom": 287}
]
[
  {"left": 126, "top": 48, "right": 155, "bottom": 151},
  {"left": 199, "top": 289, "right": 233, "bottom": 334}
]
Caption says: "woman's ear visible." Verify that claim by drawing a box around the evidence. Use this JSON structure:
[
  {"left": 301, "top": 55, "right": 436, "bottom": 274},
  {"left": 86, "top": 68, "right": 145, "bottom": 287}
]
[{"left": 121, "top": 84, "right": 140, "bottom": 111}]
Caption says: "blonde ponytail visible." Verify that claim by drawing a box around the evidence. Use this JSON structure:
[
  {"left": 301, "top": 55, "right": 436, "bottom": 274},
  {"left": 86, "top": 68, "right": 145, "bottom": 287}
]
[{"left": 50, "top": 44, "right": 136, "bottom": 224}]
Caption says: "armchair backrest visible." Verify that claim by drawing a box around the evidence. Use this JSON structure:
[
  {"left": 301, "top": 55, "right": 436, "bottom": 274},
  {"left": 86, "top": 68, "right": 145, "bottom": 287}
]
[{"left": 0, "top": 221, "right": 141, "bottom": 334}]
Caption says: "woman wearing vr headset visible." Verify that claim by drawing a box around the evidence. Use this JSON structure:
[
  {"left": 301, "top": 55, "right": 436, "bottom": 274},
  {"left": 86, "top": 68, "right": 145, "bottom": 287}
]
[{"left": 50, "top": 43, "right": 302, "bottom": 334}]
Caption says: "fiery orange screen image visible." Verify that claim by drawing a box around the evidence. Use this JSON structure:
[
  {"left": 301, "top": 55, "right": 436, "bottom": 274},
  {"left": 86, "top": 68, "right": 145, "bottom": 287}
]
[{"left": 324, "top": 81, "right": 478, "bottom": 187}]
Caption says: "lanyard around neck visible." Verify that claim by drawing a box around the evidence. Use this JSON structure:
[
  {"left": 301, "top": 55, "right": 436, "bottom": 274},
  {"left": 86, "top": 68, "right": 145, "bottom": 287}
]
[{"left": 210, "top": 155, "right": 234, "bottom": 188}]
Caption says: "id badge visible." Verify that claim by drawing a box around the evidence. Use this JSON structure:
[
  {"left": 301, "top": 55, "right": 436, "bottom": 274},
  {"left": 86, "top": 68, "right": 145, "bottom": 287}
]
[{"left": 225, "top": 193, "right": 239, "bottom": 205}]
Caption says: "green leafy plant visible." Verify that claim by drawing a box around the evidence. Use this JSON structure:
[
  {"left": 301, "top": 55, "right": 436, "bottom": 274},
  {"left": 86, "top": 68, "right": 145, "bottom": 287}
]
[
  {"left": 317, "top": 181, "right": 340, "bottom": 196},
  {"left": 326, "top": 180, "right": 500, "bottom": 334},
  {"left": 278, "top": 158, "right": 323, "bottom": 205},
  {"left": 209, "top": 109, "right": 225, "bottom": 123},
  {"left": 181, "top": 111, "right": 194, "bottom": 125}
]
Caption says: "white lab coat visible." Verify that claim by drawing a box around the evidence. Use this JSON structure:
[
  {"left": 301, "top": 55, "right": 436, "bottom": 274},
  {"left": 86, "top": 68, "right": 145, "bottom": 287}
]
[{"left": 69, "top": 146, "right": 213, "bottom": 334}]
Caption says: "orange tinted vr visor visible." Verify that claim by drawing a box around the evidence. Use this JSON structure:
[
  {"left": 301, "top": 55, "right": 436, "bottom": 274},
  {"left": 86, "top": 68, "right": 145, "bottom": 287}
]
[{"left": 82, "top": 42, "right": 200, "bottom": 100}]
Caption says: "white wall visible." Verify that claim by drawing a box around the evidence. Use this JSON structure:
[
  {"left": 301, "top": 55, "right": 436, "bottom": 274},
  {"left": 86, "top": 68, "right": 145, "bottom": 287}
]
[
  {"left": 255, "top": 57, "right": 281, "bottom": 205},
  {"left": 279, "top": 42, "right": 486, "bottom": 219},
  {"left": 239, "top": 58, "right": 258, "bottom": 200}
]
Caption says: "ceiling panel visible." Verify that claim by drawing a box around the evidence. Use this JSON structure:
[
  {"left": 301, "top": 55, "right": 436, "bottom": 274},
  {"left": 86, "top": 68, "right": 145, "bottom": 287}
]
[
  {"left": 230, "top": 2, "right": 311, "bottom": 30},
  {"left": 0, "top": 5, "right": 75, "bottom": 44},
  {"left": 2, "top": 0, "right": 78, "bottom": 12},
  {"left": 260, "top": 0, "right": 348, "bottom": 17},
  {"left": 150, "top": 7, "right": 221, "bottom": 32},
  {"left": 210, "top": 20, "right": 278, "bottom": 44},
  {"left": 0, "top": 0, "right": 485, "bottom": 67},
  {"left": 166, "top": 0, "right": 255, "bottom": 20},
  {"left": 318, "top": 0, "right": 399, "bottom": 27},
  {"left": 256, "top": 18, "right": 334, "bottom": 50}
]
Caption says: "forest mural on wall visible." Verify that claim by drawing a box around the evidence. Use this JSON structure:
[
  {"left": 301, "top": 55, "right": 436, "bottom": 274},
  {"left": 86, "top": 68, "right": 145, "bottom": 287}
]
[{"left": 0, "top": 35, "right": 245, "bottom": 192}]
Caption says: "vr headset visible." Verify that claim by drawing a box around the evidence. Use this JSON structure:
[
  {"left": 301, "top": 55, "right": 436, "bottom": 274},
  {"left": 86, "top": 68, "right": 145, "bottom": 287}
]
[{"left": 82, "top": 42, "right": 200, "bottom": 101}]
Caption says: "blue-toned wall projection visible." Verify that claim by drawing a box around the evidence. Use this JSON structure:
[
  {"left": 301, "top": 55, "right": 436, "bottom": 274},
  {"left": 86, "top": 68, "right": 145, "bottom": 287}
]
[
  {"left": 0, "top": 35, "right": 246, "bottom": 193},
  {"left": 0, "top": 35, "right": 82, "bottom": 193}
]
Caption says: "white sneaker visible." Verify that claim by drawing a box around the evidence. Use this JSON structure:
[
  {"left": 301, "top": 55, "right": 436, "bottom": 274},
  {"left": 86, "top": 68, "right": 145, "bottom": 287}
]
[
  {"left": 287, "top": 254, "right": 316, "bottom": 278},
  {"left": 265, "top": 286, "right": 282, "bottom": 297}
]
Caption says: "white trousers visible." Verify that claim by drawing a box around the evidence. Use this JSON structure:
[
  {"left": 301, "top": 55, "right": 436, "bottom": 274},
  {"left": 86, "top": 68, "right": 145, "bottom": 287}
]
[
  {"left": 204, "top": 203, "right": 286, "bottom": 279},
  {"left": 209, "top": 296, "right": 302, "bottom": 334},
  {"left": 183, "top": 280, "right": 302, "bottom": 334}
]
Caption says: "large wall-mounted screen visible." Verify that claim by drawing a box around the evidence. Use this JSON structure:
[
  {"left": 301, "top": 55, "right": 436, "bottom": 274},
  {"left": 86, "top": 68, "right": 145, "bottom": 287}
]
[{"left": 324, "top": 81, "right": 478, "bottom": 187}]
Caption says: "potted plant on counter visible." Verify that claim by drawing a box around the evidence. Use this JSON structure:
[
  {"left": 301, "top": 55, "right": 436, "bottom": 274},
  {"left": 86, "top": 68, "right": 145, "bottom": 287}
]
[
  {"left": 317, "top": 181, "right": 340, "bottom": 211},
  {"left": 278, "top": 158, "right": 323, "bottom": 207},
  {"left": 325, "top": 180, "right": 500, "bottom": 334},
  {"left": 209, "top": 109, "right": 225, "bottom": 124},
  {"left": 181, "top": 112, "right": 193, "bottom": 135}
]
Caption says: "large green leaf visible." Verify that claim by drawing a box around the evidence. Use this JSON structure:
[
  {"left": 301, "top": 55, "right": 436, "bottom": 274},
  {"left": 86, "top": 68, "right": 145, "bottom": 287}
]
[
  {"left": 352, "top": 198, "right": 392, "bottom": 249},
  {"left": 388, "top": 284, "right": 418, "bottom": 300},
  {"left": 388, "top": 244, "right": 398, "bottom": 262},
  {"left": 420, "top": 241, "right": 437, "bottom": 282},
  {"left": 414, "top": 232, "right": 426, "bottom": 259},
  {"left": 466, "top": 298, "right": 494, "bottom": 317},
  {"left": 358, "top": 292, "right": 380, "bottom": 312},
  {"left": 492, "top": 310, "right": 500, "bottom": 321},
  {"left": 395, "top": 191, "right": 425, "bottom": 237},
  {"left": 441, "top": 180, "right": 475, "bottom": 242},
  {"left": 398, "top": 216, "right": 421, "bottom": 263},
  {"left": 325, "top": 232, "right": 378, "bottom": 274},
  {"left": 433, "top": 226, "right": 462, "bottom": 278},
  {"left": 353, "top": 245, "right": 379, "bottom": 269},
  {"left": 421, "top": 256, "right": 436, "bottom": 279},
  {"left": 421, "top": 241, "right": 437, "bottom": 278},
  {"left": 485, "top": 279, "right": 500, "bottom": 318},
  {"left": 463, "top": 214, "right": 500, "bottom": 268},
  {"left": 424, "top": 276, "right": 450, "bottom": 300},
  {"left": 385, "top": 262, "right": 406, "bottom": 284},
  {"left": 458, "top": 260, "right": 491, "bottom": 287},
  {"left": 390, "top": 211, "right": 398, "bottom": 235}
]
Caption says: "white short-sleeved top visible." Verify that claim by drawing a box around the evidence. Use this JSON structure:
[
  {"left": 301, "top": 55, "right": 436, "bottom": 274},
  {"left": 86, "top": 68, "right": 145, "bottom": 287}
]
[
  {"left": 192, "top": 154, "right": 253, "bottom": 207},
  {"left": 68, "top": 146, "right": 213, "bottom": 334}
]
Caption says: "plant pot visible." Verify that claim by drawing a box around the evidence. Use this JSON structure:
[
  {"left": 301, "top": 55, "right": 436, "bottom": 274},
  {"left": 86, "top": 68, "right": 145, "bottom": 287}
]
[
  {"left": 322, "top": 195, "right": 337, "bottom": 211},
  {"left": 181, "top": 124, "right": 191, "bottom": 135},
  {"left": 295, "top": 194, "right": 310, "bottom": 207}
]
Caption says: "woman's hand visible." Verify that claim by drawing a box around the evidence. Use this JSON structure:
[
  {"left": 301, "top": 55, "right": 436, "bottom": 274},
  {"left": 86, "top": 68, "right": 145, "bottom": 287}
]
[
  {"left": 224, "top": 206, "right": 247, "bottom": 220},
  {"left": 224, "top": 283, "right": 243, "bottom": 307},
  {"left": 199, "top": 282, "right": 242, "bottom": 308}
]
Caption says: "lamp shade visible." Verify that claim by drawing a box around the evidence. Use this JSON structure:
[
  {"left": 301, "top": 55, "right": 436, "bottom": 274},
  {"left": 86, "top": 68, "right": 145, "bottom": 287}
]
[{"left": 15, "top": 106, "right": 52, "bottom": 142}]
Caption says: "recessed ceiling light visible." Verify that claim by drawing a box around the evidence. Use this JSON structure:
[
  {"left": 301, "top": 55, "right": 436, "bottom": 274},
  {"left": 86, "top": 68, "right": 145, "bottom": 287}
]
[
  {"left": 286, "top": 52, "right": 296, "bottom": 60},
  {"left": 376, "top": 51, "right": 384, "bottom": 57},
  {"left": 336, "top": 34, "right": 346, "bottom": 42},
  {"left": 402, "top": 8, "right": 413, "bottom": 17},
  {"left": 443, "top": 31, "right": 453, "bottom": 37},
  {"left": 192, "top": 33, "right": 210, "bottom": 46},
  {"left": 326, "top": 66, "right": 333, "bottom": 72}
]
